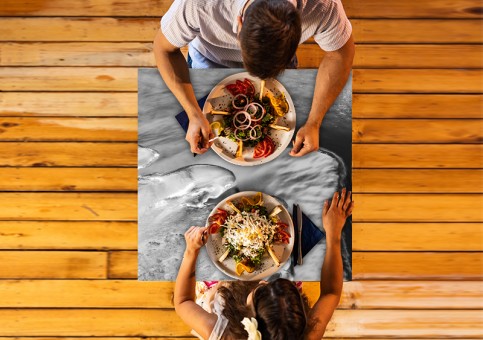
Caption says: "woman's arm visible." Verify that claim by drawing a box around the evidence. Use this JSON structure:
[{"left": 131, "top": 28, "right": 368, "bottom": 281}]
[
  {"left": 305, "top": 189, "right": 353, "bottom": 340},
  {"left": 174, "top": 226, "right": 217, "bottom": 339}
]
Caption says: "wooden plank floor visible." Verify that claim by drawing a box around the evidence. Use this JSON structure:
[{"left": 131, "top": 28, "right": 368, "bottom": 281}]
[{"left": 0, "top": 0, "right": 482, "bottom": 338}]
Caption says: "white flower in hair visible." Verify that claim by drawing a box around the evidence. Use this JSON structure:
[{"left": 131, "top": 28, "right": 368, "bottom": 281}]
[{"left": 241, "top": 317, "right": 262, "bottom": 340}]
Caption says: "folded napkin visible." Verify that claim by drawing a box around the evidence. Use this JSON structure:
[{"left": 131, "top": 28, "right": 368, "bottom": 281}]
[
  {"left": 175, "top": 95, "right": 209, "bottom": 133},
  {"left": 292, "top": 205, "right": 324, "bottom": 266}
]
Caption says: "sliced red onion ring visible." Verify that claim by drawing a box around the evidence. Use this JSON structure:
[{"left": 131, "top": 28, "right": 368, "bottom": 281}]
[
  {"left": 233, "top": 111, "right": 252, "bottom": 129},
  {"left": 232, "top": 94, "right": 248, "bottom": 109},
  {"left": 233, "top": 128, "right": 251, "bottom": 141},
  {"left": 249, "top": 125, "right": 262, "bottom": 140},
  {"left": 244, "top": 102, "right": 265, "bottom": 122}
]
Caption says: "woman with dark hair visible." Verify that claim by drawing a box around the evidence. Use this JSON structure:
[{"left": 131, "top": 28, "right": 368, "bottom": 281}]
[{"left": 174, "top": 188, "right": 353, "bottom": 339}]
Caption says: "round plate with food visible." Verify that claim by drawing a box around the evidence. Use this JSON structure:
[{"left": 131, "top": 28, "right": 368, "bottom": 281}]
[
  {"left": 203, "top": 72, "right": 296, "bottom": 166},
  {"left": 205, "top": 191, "right": 294, "bottom": 280}
]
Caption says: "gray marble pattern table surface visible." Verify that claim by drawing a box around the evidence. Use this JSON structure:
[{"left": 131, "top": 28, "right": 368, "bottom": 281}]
[{"left": 138, "top": 68, "right": 352, "bottom": 281}]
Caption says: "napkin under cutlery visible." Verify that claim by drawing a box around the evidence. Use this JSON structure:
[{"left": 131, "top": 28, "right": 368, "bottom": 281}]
[{"left": 292, "top": 204, "right": 324, "bottom": 266}]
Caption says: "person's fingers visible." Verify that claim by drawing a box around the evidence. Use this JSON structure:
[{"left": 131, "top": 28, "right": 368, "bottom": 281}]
[
  {"left": 188, "top": 133, "right": 203, "bottom": 153},
  {"left": 200, "top": 125, "right": 212, "bottom": 148},
  {"left": 185, "top": 226, "right": 196, "bottom": 237},
  {"left": 289, "top": 132, "right": 304, "bottom": 156},
  {"left": 343, "top": 191, "right": 352, "bottom": 210},
  {"left": 291, "top": 144, "right": 313, "bottom": 157},
  {"left": 338, "top": 188, "right": 346, "bottom": 207},
  {"left": 322, "top": 200, "right": 329, "bottom": 215},
  {"left": 346, "top": 202, "right": 354, "bottom": 217},
  {"left": 330, "top": 191, "right": 339, "bottom": 209}
]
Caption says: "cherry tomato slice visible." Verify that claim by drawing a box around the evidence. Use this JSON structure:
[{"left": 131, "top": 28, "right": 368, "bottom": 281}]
[{"left": 209, "top": 223, "right": 221, "bottom": 234}]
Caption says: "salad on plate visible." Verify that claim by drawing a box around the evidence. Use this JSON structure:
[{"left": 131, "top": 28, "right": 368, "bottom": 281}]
[
  {"left": 207, "top": 192, "right": 291, "bottom": 276},
  {"left": 209, "top": 77, "right": 291, "bottom": 160}
]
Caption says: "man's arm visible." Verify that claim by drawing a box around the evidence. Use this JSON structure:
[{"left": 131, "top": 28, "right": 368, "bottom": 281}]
[
  {"left": 174, "top": 226, "right": 217, "bottom": 339},
  {"left": 305, "top": 189, "right": 353, "bottom": 340},
  {"left": 153, "top": 30, "right": 213, "bottom": 154},
  {"left": 290, "top": 35, "right": 354, "bottom": 157}
]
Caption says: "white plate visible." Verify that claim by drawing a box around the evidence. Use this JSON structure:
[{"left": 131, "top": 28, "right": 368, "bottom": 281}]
[
  {"left": 203, "top": 72, "right": 296, "bottom": 166},
  {"left": 205, "top": 191, "right": 294, "bottom": 281}
]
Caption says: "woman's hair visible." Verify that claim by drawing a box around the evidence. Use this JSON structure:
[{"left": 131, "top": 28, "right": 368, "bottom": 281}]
[
  {"left": 240, "top": 0, "right": 301, "bottom": 79},
  {"left": 254, "top": 279, "right": 309, "bottom": 339},
  {"left": 217, "top": 281, "right": 259, "bottom": 339},
  {"left": 218, "top": 279, "right": 309, "bottom": 339}
]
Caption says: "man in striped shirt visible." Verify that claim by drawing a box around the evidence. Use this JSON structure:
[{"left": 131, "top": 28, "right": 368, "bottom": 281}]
[{"left": 154, "top": 0, "right": 354, "bottom": 156}]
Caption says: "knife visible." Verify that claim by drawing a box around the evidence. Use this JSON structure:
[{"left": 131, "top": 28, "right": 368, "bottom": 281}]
[{"left": 296, "top": 204, "right": 303, "bottom": 265}]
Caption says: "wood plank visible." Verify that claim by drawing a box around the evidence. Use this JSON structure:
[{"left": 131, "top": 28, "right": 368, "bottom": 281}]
[
  {"left": 353, "top": 69, "right": 483, "bottom": 93},
  {"left": 353, "top": 119, "right": 483, "bottom": 144},
  {"left": 3, "top": 43, "right": 482, "bottom": 69},
  {"left": 299, "top": 44, "right": 483, "bottom": 69},
  {"left": 0, "top": 193, "right": 136, "bottom": 221},
  {"left": 344, "top": 0, "right": 483, "bottom": 18},
  {"left": 110, "top": 247, "right": 483, "bottom": 280},
  {"left": 0, "top": 117, "right": 137, "bottom": 141},
  {"left": 0, "top": 168, "right": 137, "bottom": 191},
  {"left": 353, "top": 169, "right": 483, "bottom": 193},
  {"left": 0, "top": 221, "right": 137, "bottom": 249},
  {"left": 353, "top": 252, "right": 482, "bottom": 280},
  {"left": 353, "top": 144, "right": 483, "bottom": 168},
  {"left": 0, "top": 309, "right": 479, "bottom": 337},
  {"left": 352, "top": 19, "right": 483, "bottom": 43},
  {"left": 0, "top": 309, "right": 190, "bottom": 337},
  {"left": 0, "top": 142, "right": 136, "bottom": 167},
  {"left": 353, "top": 94, "right": 483, "bottom": 119},
  {"left": 2, "top": 68, "right": 481, "bottom": 93},
  {"left": 0, "top": 0, "right": 172, "bottom": 16},
  {"left": 109, "top": 251, "right": 137, "bottom": 279},
  {"left": 354, "top": 194, "right": 483, "bottom": 222},
  {"left": 0, "top": 92, "right": 137, "bottom": 117},
  {"left": 0, "top": 42, "right": 155, "bottom": 67},
  {"left": 0, "top": 0, "right": 481, "bottom": 18},
  {"left": 0, "top": 67, "right": 137, "bottom": 92},
  {"left": 0, "top": 18, "right": 160, "bottom": 42},
  {"left": 1, "top": 280, "right": 481, "bottom": 309},
  {"left": 353, "top": 223, "right": 483, "bottom": 251},
  {"left": 1, "top": 18, "right": 481, "bottom": 43},
  {"left": 0, "top": 251, "right": 107, "bottom": 279}
]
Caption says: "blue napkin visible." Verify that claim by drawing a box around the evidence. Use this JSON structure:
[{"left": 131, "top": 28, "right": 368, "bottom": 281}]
[
  {"left": 292, "top": 205, "right": 324, "bottom": 266},
  {"left": 175, "top": 95, "right": 209, "bottom": 133}
]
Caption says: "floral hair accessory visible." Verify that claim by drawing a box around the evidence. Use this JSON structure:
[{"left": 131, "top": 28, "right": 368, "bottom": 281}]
[{"left": 241, "top": 317, "right": 262, "bottom": 340}]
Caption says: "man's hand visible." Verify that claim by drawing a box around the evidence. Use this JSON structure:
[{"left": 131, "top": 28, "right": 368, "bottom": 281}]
[
  {"left": 322, "top": 188, "right": 353, "bottom": 239},
  {"left": 186, "top": 114, "right": 214, "bottom": 154},
  {"left": 289, "top": 123, "right": 319, "bottom": 157}
]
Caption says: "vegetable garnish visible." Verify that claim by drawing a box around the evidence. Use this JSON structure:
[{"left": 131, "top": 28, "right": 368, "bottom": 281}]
[
  {"left": 210, "top": 192, "right": 291, "bottom": 275},
  {"left": 214, "top": 78, "right": 289, "bottom": 159}
]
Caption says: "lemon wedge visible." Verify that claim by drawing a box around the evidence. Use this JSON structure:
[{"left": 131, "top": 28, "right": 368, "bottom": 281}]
[
  {"left": 236, "top": 262, "right": 245, "bottom": 276},
  {"left": 210, "top": 121, "right": 224, "bottom": 135}
]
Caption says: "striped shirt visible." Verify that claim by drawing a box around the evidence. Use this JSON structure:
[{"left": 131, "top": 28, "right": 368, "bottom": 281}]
[{"left": 161, "top": 0, "right": 352, "bottom": 68}]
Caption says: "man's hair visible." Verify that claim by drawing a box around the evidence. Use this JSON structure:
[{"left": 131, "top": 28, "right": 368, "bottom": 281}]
[{"left": 240, "top": 0, "right": 301, "bottom": 79}]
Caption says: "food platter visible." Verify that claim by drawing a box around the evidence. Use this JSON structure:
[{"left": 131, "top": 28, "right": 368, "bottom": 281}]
[
  {"left": 203, "top": 72, "right": 296, "bottom": 166},
  {"left": 205, "top": 191, "right": 294, "bottom": 280}
]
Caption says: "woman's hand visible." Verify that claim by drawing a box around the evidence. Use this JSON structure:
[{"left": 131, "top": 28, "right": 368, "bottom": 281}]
[
  {"left": 184, "top": 226, "right": 208, "bottom": 255},
  {"left": 322, "top": 188, "right": 353, "bottom": 240}
]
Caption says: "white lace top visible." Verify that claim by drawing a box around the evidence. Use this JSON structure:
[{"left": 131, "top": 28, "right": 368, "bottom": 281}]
[{"left": 192, "top": 282, "right": 229, "bottom": 340}]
